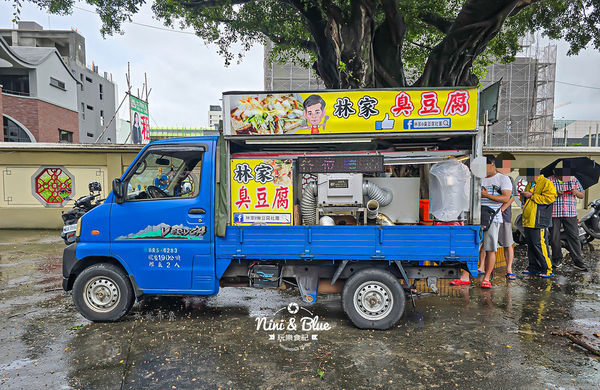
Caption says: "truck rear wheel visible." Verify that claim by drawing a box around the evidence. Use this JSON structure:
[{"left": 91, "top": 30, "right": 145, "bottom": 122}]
[
  {"left": 72, "top": 263, "right": 134, "bottom": 322},
  {"left": 342, "top": 268, "right": 405, "bottom": 330}
]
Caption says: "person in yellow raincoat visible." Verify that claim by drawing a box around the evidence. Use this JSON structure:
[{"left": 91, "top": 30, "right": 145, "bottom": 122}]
[{"left": 520, "top": 171, "right": 557, "bottom": 277}]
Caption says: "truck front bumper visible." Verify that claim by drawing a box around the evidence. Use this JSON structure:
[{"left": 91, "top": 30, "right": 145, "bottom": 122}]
[{"left": 62, "top": 243, "right": 78, "bottom": 291}]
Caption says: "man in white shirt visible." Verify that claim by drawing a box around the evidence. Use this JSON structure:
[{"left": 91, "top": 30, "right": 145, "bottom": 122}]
[{"left": 452, "top": 155, "right": 512, "bottom": 288}]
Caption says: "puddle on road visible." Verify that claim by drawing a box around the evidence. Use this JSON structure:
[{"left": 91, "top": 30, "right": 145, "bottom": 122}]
[{"left": 1, "top": 230, "right": 599, "bottom": 389}]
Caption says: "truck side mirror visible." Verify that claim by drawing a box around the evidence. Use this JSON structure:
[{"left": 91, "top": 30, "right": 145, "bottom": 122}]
[{"left": 112, "top": 178, "right": 125, "bottom": 204}]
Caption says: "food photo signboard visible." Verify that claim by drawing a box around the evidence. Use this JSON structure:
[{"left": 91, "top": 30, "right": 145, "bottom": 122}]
[
  {"left": 223, "top": 88, "right": 478, "bottom": 136},
  {"left": 230, "top": 158, "right": 294, "bottom": 226}
]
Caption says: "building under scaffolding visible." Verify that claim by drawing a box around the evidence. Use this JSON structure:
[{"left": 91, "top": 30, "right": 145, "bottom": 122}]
[
  {"left": 480, "top": 42, "right": 556, "bottom": 147},
  {"left": 263, "top": 41, "right": 325, "bottom": 91},
  {"left": 264, "top": 39, "right": 556, "bottom": 147}
]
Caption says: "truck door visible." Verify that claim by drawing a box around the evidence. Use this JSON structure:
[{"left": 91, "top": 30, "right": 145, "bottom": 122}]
[{"left": 109, "top": 143, "right": 215, "bottom": 293}]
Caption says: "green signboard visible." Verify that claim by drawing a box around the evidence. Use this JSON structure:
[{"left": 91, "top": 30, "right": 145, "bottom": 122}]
[{"left": 130, "top": 95, "right": 150, "bottom": 144}]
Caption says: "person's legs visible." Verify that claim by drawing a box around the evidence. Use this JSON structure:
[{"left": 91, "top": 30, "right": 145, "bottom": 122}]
[
  {"left": 505, "top": 244, "right": 514, "bottom": 275},
  {"left": 455, "top": 269, "right": 471, "bottom": 283},
  {"left": 498, "top": 221, "right": 515, "bottom": 275},
  {"left": 540, "top": 228, "right": 553, "bottom": 275},
  {"left": 562, "top": 216, "right": 585, "bottom": 266},
  {"left": 523, "top": 227, "right": 536, "bottom": 273},
  {"left": 456, "top": 246, "right": 479, "bottom": 282},
  {"left": 482, "top": 222, "right": 499, "bottom": 282},
  {"left": 530, "top": 227, "right": 553, "bottom": 275},
  {"left": 549, "top": 217, "right": 563, "bottom": 267},
  {"left": 478, "top": 245, "right": 485, "bottom": 273},
  {"left": 453, "top": 224, "right": 497, "bottom": 285},
  {"left": 483, "top": 250, "right": 496, "bottom": 282},
  {"left": 524, "top": 227, "right": 550, "bottom": 274}
]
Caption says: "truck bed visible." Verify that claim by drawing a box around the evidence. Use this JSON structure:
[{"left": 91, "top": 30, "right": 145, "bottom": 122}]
[{"left": 215, "top": 225, "right": 480, "bottom": 278}]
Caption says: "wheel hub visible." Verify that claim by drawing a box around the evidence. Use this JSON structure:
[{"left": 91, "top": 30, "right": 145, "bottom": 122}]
[
  {"left": 353, "top": 281, "right": 393, "bottom": 321},
  {"left": 84, "top": 277, "right": 120, "bottom": 313}
]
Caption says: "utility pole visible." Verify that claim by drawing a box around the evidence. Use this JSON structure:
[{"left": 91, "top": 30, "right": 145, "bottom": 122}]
[
  {"left": 126, "top": 62, "right": 132, "bottom": 144},
  {"left": 144, "top": 72, "right": 152, "bottom": 101}
]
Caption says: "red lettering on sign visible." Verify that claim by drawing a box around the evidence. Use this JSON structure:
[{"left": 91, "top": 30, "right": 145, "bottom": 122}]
[
  {"left": 272, "top": 186, "right": 289, "bottom": 210},
  {"left": 443, "top": 90, "right": 470, "bottom": 116},
  {"left": 418, "top": 92, "right": 441, "bottom": 115},
  {"left": 234, "top": 185, "right": 252, "bottom": 209},
  {"left": 141, "top": 115, "right": 150, "bottom": 142},
  {"left": 390, "top": 92, "right": 414, "bottom": 117},
  {"left": 255, "top": 186, "right": 270, "bottom": 208}
]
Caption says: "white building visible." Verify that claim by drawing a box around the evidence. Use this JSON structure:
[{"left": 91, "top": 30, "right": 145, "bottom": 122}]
[{"left": 208, "top": 105, "right": 222, "bottom": 130}]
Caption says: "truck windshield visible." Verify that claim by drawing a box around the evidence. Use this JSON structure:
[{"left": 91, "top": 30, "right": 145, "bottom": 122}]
[{"left": 125, "top": 149, "right": 203, "bottom": 200}]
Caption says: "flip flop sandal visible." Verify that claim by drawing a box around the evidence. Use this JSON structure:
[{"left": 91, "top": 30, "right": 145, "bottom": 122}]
[
  {"left": 506, "top": 273, "right": 516, "bottom": 280},
  {"left": 478, "top": 270, "right": 485, "bottom": 276},
  {"left": 521, "top": 270, "right": 535, "bottom": 275},
  {"left": 481, "top": 280, "right": 492, "bottom": 289},
  {"left": 450, "top": 279, "right": 471, "bottom": 286},
  {"left": 537, "top": 273, "right": 554, "bottom": 278}
]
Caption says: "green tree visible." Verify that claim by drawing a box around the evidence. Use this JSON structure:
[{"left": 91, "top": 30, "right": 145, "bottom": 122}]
[{"left": 14, "top": 0, "right": 600, "bottom": 88}]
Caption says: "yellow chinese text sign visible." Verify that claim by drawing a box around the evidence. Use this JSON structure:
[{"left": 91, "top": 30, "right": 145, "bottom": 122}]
[
  {"left": 230, "top": 159, "right": 294, "bottom": 225},
  {"left": 224, "top": 88, "right": 478, "bottom": 136}
]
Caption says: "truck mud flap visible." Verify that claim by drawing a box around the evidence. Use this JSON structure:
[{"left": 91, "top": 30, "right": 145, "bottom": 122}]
[{"left": 293, "top": 266, "right": 319, "bottom": 304}]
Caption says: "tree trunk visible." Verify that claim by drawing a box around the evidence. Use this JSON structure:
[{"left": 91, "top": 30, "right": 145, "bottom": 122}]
[
  {"left": 321, "top": 0, "right": 377, "bottom": 89},
  {"left": 299, "top": 0, "right": 534, "bottom": 89},
  {"left": 373, "top": 0, "right": 407, "bottom": 87},
  {"left": 415, "top": 0, "right": 522, "bottom": 87}
]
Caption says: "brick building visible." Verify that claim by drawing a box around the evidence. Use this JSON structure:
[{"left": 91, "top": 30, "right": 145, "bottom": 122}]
[
  {"left": 0, "top": 22, "right": 117, "bottom": 143},
  {"left": 0, "top": 35, "right": 79, "bottom": 143}
]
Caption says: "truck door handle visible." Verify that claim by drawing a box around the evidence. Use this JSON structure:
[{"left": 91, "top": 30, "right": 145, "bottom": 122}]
[{"left": 188, "top": 208, "right": 206, "bottom": 215}]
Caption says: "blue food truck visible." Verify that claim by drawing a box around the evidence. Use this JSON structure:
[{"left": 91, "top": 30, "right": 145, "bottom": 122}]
[{"left": 63, "top": 88, "right": 483, "bottom": 329}]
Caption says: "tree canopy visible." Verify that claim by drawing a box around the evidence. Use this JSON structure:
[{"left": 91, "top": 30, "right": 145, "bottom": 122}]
[{"left": 13, "top": 0, "right": 600, "bottom": 88}]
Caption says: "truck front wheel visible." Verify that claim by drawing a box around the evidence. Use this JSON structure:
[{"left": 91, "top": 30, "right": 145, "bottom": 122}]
[
  {"left": 72, "top": 263, "right": 134, "bottom": 322},
  {"left": 342, "top": 268, "right": 405, "bottom": 330}
]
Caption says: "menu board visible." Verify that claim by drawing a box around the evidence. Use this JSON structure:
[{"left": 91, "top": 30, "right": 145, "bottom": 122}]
[
  {"left": 230, "top": 159, "right": 293, "bottom": 225},
  {"left": 298, "top": 156, "right": 384, "bottom": 174}
]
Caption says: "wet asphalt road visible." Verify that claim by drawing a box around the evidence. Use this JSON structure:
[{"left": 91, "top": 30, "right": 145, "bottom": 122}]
[{"left": 1, "top": 230, "right": 599, "bottom": 389}]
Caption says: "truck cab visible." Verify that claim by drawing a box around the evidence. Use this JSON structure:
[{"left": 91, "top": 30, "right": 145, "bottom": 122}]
[{"left": 63, "top": 137, "right": 218, "bottom": 317}]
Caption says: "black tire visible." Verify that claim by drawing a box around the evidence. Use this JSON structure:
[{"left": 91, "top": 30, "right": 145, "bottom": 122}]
[
  {"left": 582, "top": 219, "right": 600, "bottom": 239},
  {"left": 72, "top": 263, "right": 135, "bottom": 322},
  {"left": 342, "top": 268, "right": 405, "bottom": 330}
]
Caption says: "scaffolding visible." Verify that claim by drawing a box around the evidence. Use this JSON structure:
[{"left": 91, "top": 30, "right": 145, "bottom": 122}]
[
  {"left": 481, "top": 38, "right": 556, "bottom": 147},
  {"left": 263, "top": 41, "right": 325, "bottom": 91}
]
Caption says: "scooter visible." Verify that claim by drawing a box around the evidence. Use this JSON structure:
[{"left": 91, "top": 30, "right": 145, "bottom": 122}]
[
  {"left": 513, "top": 211, "right": 594, "bottom": 248},
  {"left": 579, "top": 198, "right": 600, "bottom": 240},
  {"left": 61, "top": 181, "right": 103, "bottom": 245}
]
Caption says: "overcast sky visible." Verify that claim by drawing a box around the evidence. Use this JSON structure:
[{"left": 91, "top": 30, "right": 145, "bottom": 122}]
[{"left": 1, "top": 2, "right": 599, "bottom": 127}]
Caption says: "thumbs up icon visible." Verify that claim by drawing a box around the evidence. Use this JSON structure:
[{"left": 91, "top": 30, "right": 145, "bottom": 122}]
[{"left": 375, "top": 113, "right": 395, "bottom": 130}]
